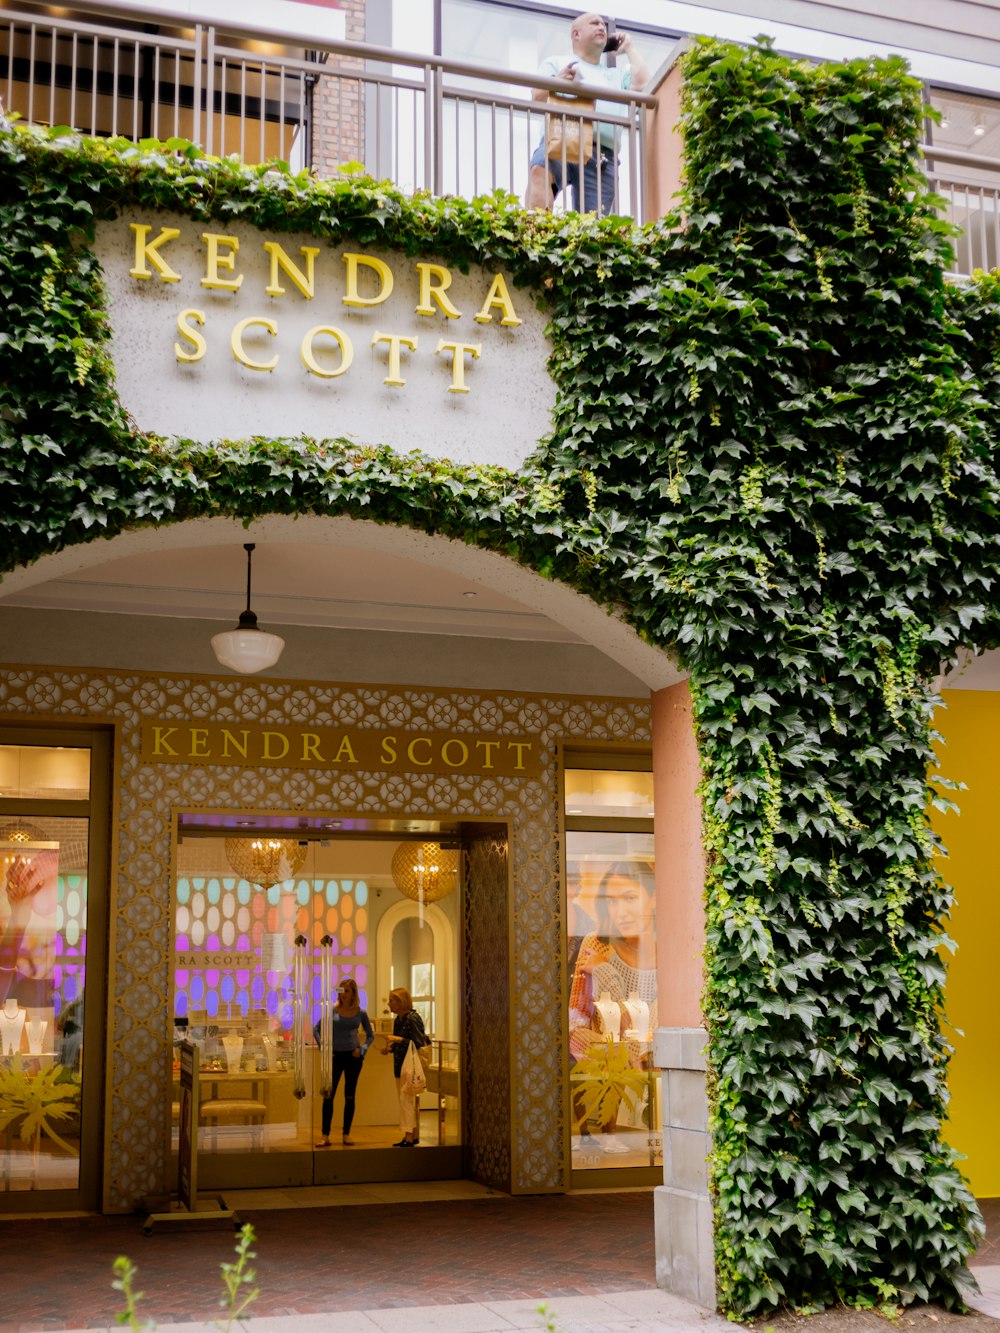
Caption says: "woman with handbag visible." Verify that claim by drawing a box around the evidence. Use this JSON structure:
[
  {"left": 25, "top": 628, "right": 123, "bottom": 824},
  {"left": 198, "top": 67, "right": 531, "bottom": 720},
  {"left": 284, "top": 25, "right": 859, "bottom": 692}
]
[
  {"left": 313, "top": 976, "right": 374, "bottom": 1147},
  {"left": 382, "top": 986, "right": 428, "bottom": 1147}
]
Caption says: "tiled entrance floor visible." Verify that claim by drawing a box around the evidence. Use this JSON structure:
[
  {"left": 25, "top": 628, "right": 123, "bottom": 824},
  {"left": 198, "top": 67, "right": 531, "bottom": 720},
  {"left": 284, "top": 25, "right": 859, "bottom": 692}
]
[{"left": 1, "top": 1187, "right": 997, "bottom": 1331}]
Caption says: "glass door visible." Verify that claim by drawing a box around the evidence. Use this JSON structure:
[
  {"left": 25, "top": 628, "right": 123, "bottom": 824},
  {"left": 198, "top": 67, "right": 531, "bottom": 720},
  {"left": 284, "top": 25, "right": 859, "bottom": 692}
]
[
  {"left": 0, "top": 732, "right": 110, "bottom": 1210},
  {"left": 170, "top": 821, "right": 462, "bottom": 1188}
]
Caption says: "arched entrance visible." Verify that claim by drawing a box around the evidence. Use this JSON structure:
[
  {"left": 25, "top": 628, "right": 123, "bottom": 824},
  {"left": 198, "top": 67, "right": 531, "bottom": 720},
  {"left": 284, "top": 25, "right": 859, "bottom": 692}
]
[{"left": 0, "top": 515, "right": 705, "bottom": 1227}]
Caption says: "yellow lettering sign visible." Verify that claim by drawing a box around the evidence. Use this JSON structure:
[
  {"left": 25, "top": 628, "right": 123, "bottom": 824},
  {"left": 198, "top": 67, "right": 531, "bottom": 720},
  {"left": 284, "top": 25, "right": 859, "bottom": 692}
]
[
  {"left": 507, "top": 741, "right": 532, "bottom": 770},
  {"left": 201, "top": 233, "right": 243, "bottom": 291},
  {"left": 130, "top": 223, "right": 182, "bottom": 283},
  {"left": 334, "top": 736, "right": 358, "bottom": 765},
  {"left": 264, "top": 241, "right": 320, "bottom": 300},
  {"left": 342, "top": 253, "right": 394, "bottom": 307},
  {"left": 435, "top": 339, "right": 481, "bottom": 394},
  {"left": 476, "top": 740, "right": 499, "bottom": 769},
  {"left": 188, "top": 728, "right": 210, "bottom": 758},
  {"left": 301, "top": 325, "right": 354, "bottom": 379},
  {"left": 231, "top": 316, "right": 278, "bottom": 372},
  {"left": 151, "top": 726, "right": 179, "bottom": 756},
  {"left": 301, "top": 733, "right": 324, "bottom": 762},
  {"left": 262, "top": 731, "right": 290, "bottom": 760},
  {"left": 174, "top": 308, "right": 207, "bottom": 363},
  {"left": 415, "top": 263, "right": 462, "bottom": 319},
  {"left": 371, "top": 331, "right": 418, "bottom": 387},
  {"left": 139, "top": 721, "right": 541, "bottom": 777},
  {"left": 441, "top": 738, "right": 469, "bottom": 768},
  {"left": 474, "top": 273, "right": 522, "bottom": 326},
  {"left": 407, "top": 737, "right": 433, "bottom": 767},
  {"left": 221, "top": 730, "right": 250, "bottom": 759}
]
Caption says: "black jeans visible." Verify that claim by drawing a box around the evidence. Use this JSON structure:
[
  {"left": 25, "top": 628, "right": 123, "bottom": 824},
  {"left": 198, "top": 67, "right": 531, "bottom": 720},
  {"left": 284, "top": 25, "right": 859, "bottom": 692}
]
[{"left": 321, "top": 1050, "right": 364, "bottom": 1136}]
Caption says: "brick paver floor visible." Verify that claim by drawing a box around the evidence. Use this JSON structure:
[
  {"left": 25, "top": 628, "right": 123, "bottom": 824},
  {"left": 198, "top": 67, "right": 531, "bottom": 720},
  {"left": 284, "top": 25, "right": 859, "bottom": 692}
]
[{"left": 2, "top": 1190, "right": 996, "bottom": 1330}]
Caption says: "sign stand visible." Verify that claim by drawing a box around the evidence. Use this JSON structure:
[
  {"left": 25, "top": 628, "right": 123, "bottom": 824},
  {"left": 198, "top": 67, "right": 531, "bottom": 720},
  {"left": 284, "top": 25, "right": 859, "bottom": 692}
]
[{"left": 143, "top": 1041, "right": 239, "bottom": 1234}]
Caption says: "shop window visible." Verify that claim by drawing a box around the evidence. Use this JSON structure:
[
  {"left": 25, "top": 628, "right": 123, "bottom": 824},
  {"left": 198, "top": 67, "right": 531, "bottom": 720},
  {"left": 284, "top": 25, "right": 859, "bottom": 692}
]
[
  {"left": 564, "top": 753, "right": 660, "bottom": 1173},
  {"left": 0, "top": 732, "right": 108, "bottom": 1205}
]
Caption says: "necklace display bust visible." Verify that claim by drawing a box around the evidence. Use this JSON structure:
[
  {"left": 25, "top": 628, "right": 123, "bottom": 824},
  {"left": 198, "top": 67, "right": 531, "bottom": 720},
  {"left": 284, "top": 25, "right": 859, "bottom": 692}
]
[
  {"left": 0, "top": 999, "right": 26, "bottom": 1055},
  {"left": 622, "top": 992, "right": 650, "bottom": 1041},
  {"left": 593, "top": 991, "right": 621, "bottom": 1040},
  {"left": 25, "top": 1011, "right": 48, "bottom": 1055}
]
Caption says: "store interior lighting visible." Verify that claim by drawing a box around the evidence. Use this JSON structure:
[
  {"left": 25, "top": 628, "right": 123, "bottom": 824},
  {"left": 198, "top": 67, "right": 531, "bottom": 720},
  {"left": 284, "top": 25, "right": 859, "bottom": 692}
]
[{"left": 211, "top": 543, "right": 285, "bottom": 674}]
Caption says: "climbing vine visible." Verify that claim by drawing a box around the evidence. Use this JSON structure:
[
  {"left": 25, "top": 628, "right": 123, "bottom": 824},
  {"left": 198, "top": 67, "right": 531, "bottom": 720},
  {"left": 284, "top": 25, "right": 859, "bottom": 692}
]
[{"left": 2, "top": 35, "right": 999, "bottom": 1317}]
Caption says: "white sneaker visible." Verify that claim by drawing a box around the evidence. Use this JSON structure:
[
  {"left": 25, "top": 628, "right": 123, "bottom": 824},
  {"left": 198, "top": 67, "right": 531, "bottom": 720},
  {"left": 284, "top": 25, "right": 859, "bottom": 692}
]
[{"left": 601, "top": 1134, "right": 630, "bottom": 1154}]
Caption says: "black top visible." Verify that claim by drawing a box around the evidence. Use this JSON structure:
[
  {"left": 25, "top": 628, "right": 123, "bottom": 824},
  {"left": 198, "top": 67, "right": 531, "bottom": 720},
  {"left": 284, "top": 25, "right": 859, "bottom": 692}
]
[{"left": 392, "top": 1009, "right": 428, "bottom": 1077}]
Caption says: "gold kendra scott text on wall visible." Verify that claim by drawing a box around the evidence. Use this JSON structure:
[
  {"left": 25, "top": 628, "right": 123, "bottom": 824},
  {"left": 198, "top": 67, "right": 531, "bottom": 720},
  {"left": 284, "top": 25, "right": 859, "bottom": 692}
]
[
  {"left": 129, "top": 222, "right": 523, "bottom": 394},
  {"left": 97, "top": 211, "right": 556, "bottom": 470},
  {"left": 141, "top": 721, "right": 541, "bottom": 778}
]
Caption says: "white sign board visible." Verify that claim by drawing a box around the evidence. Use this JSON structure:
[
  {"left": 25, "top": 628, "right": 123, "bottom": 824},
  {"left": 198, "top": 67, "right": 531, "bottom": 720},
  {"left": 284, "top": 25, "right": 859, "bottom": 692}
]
[{"left": 96, "top": 211, "right": 556, "bottom": 469}]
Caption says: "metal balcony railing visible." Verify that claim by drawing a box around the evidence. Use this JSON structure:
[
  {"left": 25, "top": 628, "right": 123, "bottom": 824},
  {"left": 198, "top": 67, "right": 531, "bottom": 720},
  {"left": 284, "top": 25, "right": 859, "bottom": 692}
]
[
  {"left": 0, "top": 3, "right": 659, "bottom": 221},
  {"left": 921, "top": 143, "right": 1000, "bottom": 277},
  {"left": 3, "top": 2, "right": 996, "bottom": 259}
]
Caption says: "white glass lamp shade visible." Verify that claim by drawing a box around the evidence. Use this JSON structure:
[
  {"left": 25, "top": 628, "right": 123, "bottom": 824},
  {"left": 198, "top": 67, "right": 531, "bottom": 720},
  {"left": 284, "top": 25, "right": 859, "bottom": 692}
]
[{"left": 211, "top": 622, "right": 285, "bottom": 673}]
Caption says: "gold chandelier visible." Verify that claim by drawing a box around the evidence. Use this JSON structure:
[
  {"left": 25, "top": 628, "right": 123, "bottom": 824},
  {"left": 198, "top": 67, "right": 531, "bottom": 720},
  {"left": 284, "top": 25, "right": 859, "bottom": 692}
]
[
  {"left": 224, "top": 836, "right": 307, "bottom": 890},
  {"left": 390, "top": 841, "right": 459, "bottom": 906}
]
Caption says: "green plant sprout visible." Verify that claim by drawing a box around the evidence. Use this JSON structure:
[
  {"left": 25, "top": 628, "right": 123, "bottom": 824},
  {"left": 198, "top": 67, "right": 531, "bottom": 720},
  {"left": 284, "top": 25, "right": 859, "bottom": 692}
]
[
  {"left": 536, "top": 1300, "right": 563, "bottom": 1333},
  {"left": 111, "top": 1223, "right": 259, "bottom": 1331},
  {"left": 216, "top": 1223, "right": 260, "bottom": 1332},
  {"left": 112, "top": 1256, "right": 154, "bottom": 1332}
]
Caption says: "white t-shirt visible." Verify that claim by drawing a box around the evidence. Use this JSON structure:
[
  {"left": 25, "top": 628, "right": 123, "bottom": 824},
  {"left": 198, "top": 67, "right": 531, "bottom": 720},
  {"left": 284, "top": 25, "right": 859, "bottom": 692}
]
[{"left": 538, "top": 53, "right": 633, "bottom": 151}]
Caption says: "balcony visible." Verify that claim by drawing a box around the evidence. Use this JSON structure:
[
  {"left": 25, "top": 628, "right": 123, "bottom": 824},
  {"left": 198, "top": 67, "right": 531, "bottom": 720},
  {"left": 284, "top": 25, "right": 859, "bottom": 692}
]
[
  {"left": 0, "top": 3, "right": 664, "bottom": 222},
  {"left": 1, "top": 1, "right": 998, "bottom": 269}
]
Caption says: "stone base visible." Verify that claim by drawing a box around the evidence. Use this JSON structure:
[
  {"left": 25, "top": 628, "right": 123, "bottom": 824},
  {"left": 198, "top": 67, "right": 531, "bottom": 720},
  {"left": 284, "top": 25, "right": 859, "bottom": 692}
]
[{"left": 652, "top": 1026, "right": 716, "bottom": 1309}]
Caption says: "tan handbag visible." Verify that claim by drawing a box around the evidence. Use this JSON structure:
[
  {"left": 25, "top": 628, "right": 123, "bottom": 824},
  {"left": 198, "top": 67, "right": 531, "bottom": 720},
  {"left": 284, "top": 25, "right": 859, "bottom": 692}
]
[{"left": 544, "top": 93, "right": 595, "bottom": 166}]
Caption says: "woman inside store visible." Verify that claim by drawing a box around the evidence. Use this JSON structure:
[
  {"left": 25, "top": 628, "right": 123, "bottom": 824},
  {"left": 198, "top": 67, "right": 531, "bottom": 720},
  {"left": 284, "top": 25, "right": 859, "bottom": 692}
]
[
  {"left": 382, "top": 986, "right": 428, "bottom": 1147},
  {"left": 314, "top": 976, "right": 374, "bottom": 1148},
  {"left": 568, "top": 859, "right": 657, "bottom": 1153}
]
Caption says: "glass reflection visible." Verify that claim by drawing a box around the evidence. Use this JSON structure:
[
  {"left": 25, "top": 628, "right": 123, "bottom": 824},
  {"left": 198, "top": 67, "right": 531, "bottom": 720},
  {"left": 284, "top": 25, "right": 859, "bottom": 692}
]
[
  {"left": 0, "top": 816, "right": 89, "bottom": 1192},
  {"left": 567, "top": 831, "right": 660, "bottom": 1170}
]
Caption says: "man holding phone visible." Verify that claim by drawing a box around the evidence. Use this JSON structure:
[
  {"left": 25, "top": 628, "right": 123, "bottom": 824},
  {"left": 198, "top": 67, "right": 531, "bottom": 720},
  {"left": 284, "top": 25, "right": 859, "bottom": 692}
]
[{"left": 525, "top": 12, "right": 649, "bottom": 216}]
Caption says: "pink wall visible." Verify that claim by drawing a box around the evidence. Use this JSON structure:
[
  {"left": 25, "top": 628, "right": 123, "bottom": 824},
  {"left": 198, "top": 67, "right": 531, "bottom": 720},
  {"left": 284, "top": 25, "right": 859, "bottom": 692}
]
[{"left": 652, "top": 681, "right": 706, "bottom": 1027}]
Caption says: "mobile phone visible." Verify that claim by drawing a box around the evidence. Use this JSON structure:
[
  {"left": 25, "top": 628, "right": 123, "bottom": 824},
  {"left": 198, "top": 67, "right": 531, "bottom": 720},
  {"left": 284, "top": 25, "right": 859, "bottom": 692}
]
[{"left": 604, "top": 33, "right": 622, "bottom": 52}]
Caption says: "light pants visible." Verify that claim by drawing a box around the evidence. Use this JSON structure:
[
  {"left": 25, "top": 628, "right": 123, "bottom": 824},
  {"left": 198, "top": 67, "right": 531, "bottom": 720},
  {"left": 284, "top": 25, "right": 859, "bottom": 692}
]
[{"left": 396, "top": 1077, "right": 418, "bottom": 1135}]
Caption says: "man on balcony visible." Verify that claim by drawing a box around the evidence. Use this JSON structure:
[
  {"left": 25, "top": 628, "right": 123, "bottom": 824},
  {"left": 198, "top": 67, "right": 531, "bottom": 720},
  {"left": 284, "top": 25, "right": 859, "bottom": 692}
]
[{"left": 525, "top": 12, "right": 649, "bottom": 217}]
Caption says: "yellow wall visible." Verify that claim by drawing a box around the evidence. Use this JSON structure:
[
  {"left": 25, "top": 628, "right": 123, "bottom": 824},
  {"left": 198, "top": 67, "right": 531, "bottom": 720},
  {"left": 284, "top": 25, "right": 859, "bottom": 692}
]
[{"left": 934, "top": 690, "right": 1000, "bottom": 1199}]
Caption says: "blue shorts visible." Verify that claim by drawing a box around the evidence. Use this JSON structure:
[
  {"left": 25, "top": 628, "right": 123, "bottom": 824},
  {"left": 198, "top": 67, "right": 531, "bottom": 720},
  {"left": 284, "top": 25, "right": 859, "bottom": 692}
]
[{"left": 530, "top": 142, "right": 618, "bottom": 217}]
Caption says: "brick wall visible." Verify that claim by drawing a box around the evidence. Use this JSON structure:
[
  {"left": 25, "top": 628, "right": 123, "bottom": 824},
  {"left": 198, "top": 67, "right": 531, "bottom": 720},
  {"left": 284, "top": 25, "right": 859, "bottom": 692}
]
[{"left": 311, "top": 0, "right": 367, "bottom": 179}]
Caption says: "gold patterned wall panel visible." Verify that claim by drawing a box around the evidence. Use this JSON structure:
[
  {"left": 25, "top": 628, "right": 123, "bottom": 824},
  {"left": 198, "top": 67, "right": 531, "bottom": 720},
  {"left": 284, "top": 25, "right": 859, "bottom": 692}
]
[
  {"left": 464, "top": 832, "right": 511, "bottom": 1191},
  {"left": 0, "top": 665, "right": 650, "bottom": 1208}
]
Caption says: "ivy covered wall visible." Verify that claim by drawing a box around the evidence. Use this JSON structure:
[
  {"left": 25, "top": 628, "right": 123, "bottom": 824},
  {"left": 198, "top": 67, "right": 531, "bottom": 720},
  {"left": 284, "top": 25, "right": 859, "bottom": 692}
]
[{"left": 2, "top": 36, "right": 998, "bottom": 1317}]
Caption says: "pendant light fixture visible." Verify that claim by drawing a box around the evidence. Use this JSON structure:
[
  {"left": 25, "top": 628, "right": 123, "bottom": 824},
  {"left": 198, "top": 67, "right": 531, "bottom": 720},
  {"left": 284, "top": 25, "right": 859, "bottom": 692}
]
[
  {"left": 224, "top": 835, "right": 307, "bottom": 890},
  {"left": 390, "top": 840, "right": 459, "bottom": 926},
  {"left": 211, "top": 543, "right": 285, "bottom": 674}
]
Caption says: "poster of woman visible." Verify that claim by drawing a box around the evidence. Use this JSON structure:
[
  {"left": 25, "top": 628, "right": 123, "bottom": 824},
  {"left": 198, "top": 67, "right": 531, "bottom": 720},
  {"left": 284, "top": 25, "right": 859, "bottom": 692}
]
[{"left": 567, "top": 852, "right": 657, "bottom": 1165}]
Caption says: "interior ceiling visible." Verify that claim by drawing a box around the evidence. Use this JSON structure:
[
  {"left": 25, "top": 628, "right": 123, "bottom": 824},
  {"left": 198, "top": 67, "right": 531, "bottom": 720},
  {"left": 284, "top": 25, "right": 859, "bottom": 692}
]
[{"left": 0, "top": 541, "right": 585, "bottom": 644}]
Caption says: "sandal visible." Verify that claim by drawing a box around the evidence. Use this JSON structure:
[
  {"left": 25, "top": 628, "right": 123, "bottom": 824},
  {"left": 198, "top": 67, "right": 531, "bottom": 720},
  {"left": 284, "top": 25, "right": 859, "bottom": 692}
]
[
  {"left": 314, "top": 1138, "right": 332, "bottom": 1148},
  {"left": 342, "top": 1136, "right": 355, "bottom": 1146}
]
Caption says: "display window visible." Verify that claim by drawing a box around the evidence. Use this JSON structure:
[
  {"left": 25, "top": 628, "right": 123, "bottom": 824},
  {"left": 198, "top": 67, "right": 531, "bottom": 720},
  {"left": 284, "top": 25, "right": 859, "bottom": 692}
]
[
  {"left": 0, "top": 736, "right": 108, "bottom": 1203},
  {"left": 564, "top": 760, "right": 660, "bottom": 1174},
  {"left": 170, "top": 820, "right": 462, "bottom": 1168}
]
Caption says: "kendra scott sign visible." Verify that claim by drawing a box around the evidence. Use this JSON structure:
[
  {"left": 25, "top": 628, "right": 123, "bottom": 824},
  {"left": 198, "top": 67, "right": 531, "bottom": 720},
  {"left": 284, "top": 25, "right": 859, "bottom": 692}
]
[
  {"left": 95, "top": 211, "right": 555, "bottom": 468},
  {"left": 141, "top": 721, "right": 541, "bottom": 778}
]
